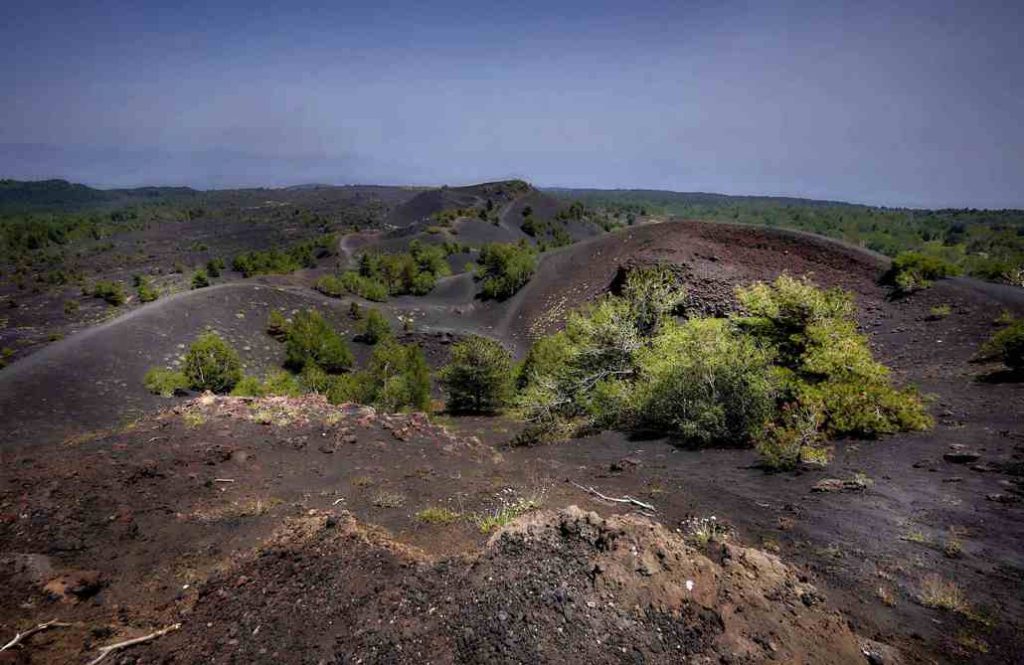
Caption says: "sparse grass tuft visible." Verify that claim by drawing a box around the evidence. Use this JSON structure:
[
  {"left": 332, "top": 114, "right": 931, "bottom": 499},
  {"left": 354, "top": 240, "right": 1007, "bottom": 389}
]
[
  {"left": 182, "top": 411, "right": 206, "bottom": 428},
  {"left": 681, "top": 515, "right": 731, "bottom": 547},
  {"left": 415, "top": 506, "right": 462, "bottom": 525},
  {"left": 475, "top": 492, "right": 543, "bottom": 533},
  {"left": 371, "top": 491, "right": 407, "bottom": 508},
  {"left": 918, "top": 574, "right": 969, "bottom": 612}
]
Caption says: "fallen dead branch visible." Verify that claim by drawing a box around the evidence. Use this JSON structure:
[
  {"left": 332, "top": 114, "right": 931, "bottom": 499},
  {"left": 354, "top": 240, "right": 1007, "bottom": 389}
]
[
  {"left": 570, "top": 481, "right": 656, "bottom": 512},
  {"left": 87, "top": 623, "right": 181, "bottom": 665},
  {"left": 213, "top": 478, "right": 235, "bottom": 483},
  {"left": 1, "top": 618, "right": 72, "bottom": 652}
]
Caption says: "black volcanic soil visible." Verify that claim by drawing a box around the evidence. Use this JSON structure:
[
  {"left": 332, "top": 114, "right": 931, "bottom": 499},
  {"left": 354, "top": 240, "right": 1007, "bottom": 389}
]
[{"left": 1, "top": 220, "right": 1023, "bottom": 663}]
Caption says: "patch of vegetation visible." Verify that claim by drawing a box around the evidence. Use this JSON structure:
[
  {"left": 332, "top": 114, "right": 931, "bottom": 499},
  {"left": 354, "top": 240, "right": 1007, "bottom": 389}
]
[
  {"left": 918, "top": 574, "right": 969, "bottom": 613},
  {"left": 415, "top": 506, "right": 462, "bottom": 524},
  {"left": 336, "top": 240, "right": 452, "bottom": 299},
  {"left": 884, "top": 251, "right": 962, "bottom": 293},
  {"left": 439, "top": 336, "right": 515, "bottom": 413},
  {"left": 232, "top": 234, "right": 334, "bottom": 277},
  {"left": 206, "top": 257, "right": 225, "bottom": 277},
  {"left": 977, "top": 316, "right": 1024, "bottom": 372},
  {"left": 927, "top": 304, "right": 951, "bottom": 320},
  {"left": 284, "top": 309, "right": 353, "bottom": 373},
  {"left": 191, "top": 268, "right": 210, "bottom": 289},
  {"left": 371, "top": 491, "right": 407, "bottom": 508},
  {"left": 316, "top": 271, "right": 389, "bottom": 302},
  {"left": 475, "top": 494, "right": 542, "bottom": 533},
  {"left": 91, "top": 280, "right": 126, "bottom": 306},
  {"left": 182, "top": 331, "right": 243, "bottom": 393},
  {"left": 516, "top": 269, "right": 929, "bottom": 466},
  {"left": 136, "top": 275, "right": 159, "bottom": 302},
  {"left": 143, "top": 367, "right": 189, "bottom": 397},
  {"left": 475, "top": 241, "right": 536, "bottom": 300},
  {"left": 230, "top": 370, "right": 302, "bottom": 397},
  {"left": 266, "top": 309, "right": 290, "bottom": 340},
  {"left": 324, "top": 340, "right": 431, "bottom": 412},
  {"left": 357, "top": 308, "right": 392, "bottom": 344}
]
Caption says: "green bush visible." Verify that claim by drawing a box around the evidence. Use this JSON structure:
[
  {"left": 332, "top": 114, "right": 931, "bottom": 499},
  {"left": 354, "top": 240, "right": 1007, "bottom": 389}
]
[
  {"left": 323, "top": 340, "right": 431, "bottom": 411},
  {"left": 475, "top": 241, "right": 537, "bottom": 300},
  {"left": 319, "top": 271, "right": 389, "bottom": 301},
  {"left": 266, "top": 309, "right": 289, "bottom": 340},
  {"left": 183, "top": 331, "right": 243, "bottom": 393},
  {"left": 979, "top": 317, "right": 1024, "bottom": 372},
  {"left": 352, "top": 240, "right": 452, "bottom": 298},
  {"left": 136, "top": 276, "right": 158, "bottom": 302},
  {"left": 229, "top": 370, "right": 302, "bottom": 397},
  {"left": 517, "top": 273, "right": 930, "bottom": 461},
  {"left": 144, "top": 367, "right": 189, "bottom": 397},
  {"left": 885, "top": 252, "right": 961, "bottom": 293},
  {"left": 440, "top": 336, "right": 515, "bottom": 413},
  {"left": 191, "top": 269, "right": 210, "bottom": 289},
  {"left": 628, "top": 319, "right": 776, "bottom": 446},
  {"left": 364, "top": 340, "right": 432, "bottom": 411},
  {"left": 358, "top": 308, "right": 392, "bottom": 344},
  {"left": 91, "top": 280, "right": 126, "bottom": 306},
  {"left": 232, "top": 235, "right": 332, "bottom": 277},
  {"left": 284, "top": 309, "right": 353, "bottom": 373},
  {"left": 206, "top": 257, "right": 225, "bottom": 278},
  {"left": 738, "top": 275, "right": 930, "bottom": 440}
]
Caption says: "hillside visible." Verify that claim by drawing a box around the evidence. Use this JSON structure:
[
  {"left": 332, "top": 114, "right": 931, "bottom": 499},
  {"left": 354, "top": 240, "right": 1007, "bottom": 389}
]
[{"left": 1, "top": 185, "right": 1024, "bottom": 663}]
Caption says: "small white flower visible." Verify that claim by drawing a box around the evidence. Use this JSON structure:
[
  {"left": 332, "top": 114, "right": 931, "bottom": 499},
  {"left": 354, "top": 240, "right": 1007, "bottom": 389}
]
[{"left": 685, "top": 580, "right": 695, "bottom": 592}]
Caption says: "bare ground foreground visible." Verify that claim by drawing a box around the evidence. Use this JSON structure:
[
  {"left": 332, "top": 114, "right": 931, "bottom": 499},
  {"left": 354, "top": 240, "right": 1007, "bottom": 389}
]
[{"left": 1, "top": 221, "right": 1023, "bottom": 664}]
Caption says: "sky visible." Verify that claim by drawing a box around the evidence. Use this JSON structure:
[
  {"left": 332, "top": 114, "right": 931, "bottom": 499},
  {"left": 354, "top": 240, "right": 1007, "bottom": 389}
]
[{"left": 2, "top": 0, "right": 1022, "bottom": 208}]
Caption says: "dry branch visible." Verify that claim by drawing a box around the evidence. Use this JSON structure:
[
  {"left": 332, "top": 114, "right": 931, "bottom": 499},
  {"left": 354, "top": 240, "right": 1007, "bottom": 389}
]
[
  {"left": 570, "top": 481, "right": 656, "bottom": 512},
  {"left": 87, "top": 623, "right": 181, "bottom": 665},
  {"left": 0, "top": 619, "right": 71, "bottom": 652}
]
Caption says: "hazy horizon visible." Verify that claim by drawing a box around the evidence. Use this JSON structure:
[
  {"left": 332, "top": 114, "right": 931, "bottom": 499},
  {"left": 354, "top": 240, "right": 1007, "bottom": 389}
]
[{"left": 4, "top": 1, "right": 1023, "bottom": 208}]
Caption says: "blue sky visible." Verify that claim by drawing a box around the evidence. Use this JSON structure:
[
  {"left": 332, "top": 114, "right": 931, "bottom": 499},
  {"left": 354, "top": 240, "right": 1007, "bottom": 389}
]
[{"left": 3, "top": 0, "right": 1023, "bottom": 207}]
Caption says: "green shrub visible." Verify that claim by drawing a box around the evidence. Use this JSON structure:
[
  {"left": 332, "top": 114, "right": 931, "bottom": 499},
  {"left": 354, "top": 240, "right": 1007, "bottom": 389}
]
[
  {"left": 230, "top": 370, "right": 302, "bottom": 397},
  {"left": 738, "top": 275, "right": 930, "bottom": 440},
  {"left": 364, "top": 340, "right": 431, "bottom": 411},
  {"left": 475, "top": 241, "right": 537, "bottom": 300},
  {"left": 191, "top": 269, "right": 210, "bottom": 289},
  {"left": 136, "top": 276, "right": 158, "bottom": 302},
  {"left": 927, "top": 304, "right": 952, "bottom": 320},
  {"left": 266, "top": 309, "right": 289, "bottom": 340},
  {"left": 621, "top": 264, "right": 687, "bottom": 336},
  {"left": 284, "top": 309, "right": 353, "bottom": 373},
  {"left": 885, "top": 252, "right": 961, "bottom": 293},
  {"left": 350, "top": 241, "right": 451, "bottom": 298},
  {"left": 358, "top": 308, "right": 392, "bottom": 344},
  {"left": 232, "top": 236, "right": 332, "bottom": 277},
  {"left": 91, "top": 280, "right": 126, "bottom": 306},
  {"left": 628, "top": 319, "right": 776, "bottom": 446},
  {"left": 323, "top": 341, "right": 431, "bottom": 411},
  {"left": 517, "top": 273, "right": 931, "bottom": 460},
  {"left": 756, "top": 403, "right": 826, "bottom": 470},
  {"left": 979, "top": 318, "right": 1024, "bottom": 372},
  {"left": 206, "top": 257, "right": 225, "bottom": 278},
  {"left": 144, "top": 367, "right": 189, "bottom": 397},
  {"left": 63, "top": 299, "right": 79, "bottom": 315},
  {"left": 322, "top": 271, "right": 389, "bottom": 301},
  {"left": 183, "top": 331, "right": 243, "bottom": 393},
  {"left": 440, "top": 336, "right": 515, "bottom": 413}
]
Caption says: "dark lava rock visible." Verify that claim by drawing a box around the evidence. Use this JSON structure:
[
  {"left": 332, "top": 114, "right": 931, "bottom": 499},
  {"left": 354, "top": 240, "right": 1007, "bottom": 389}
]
[{"left": 943, "top": 445, "right": 981, "bottom": 464}]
